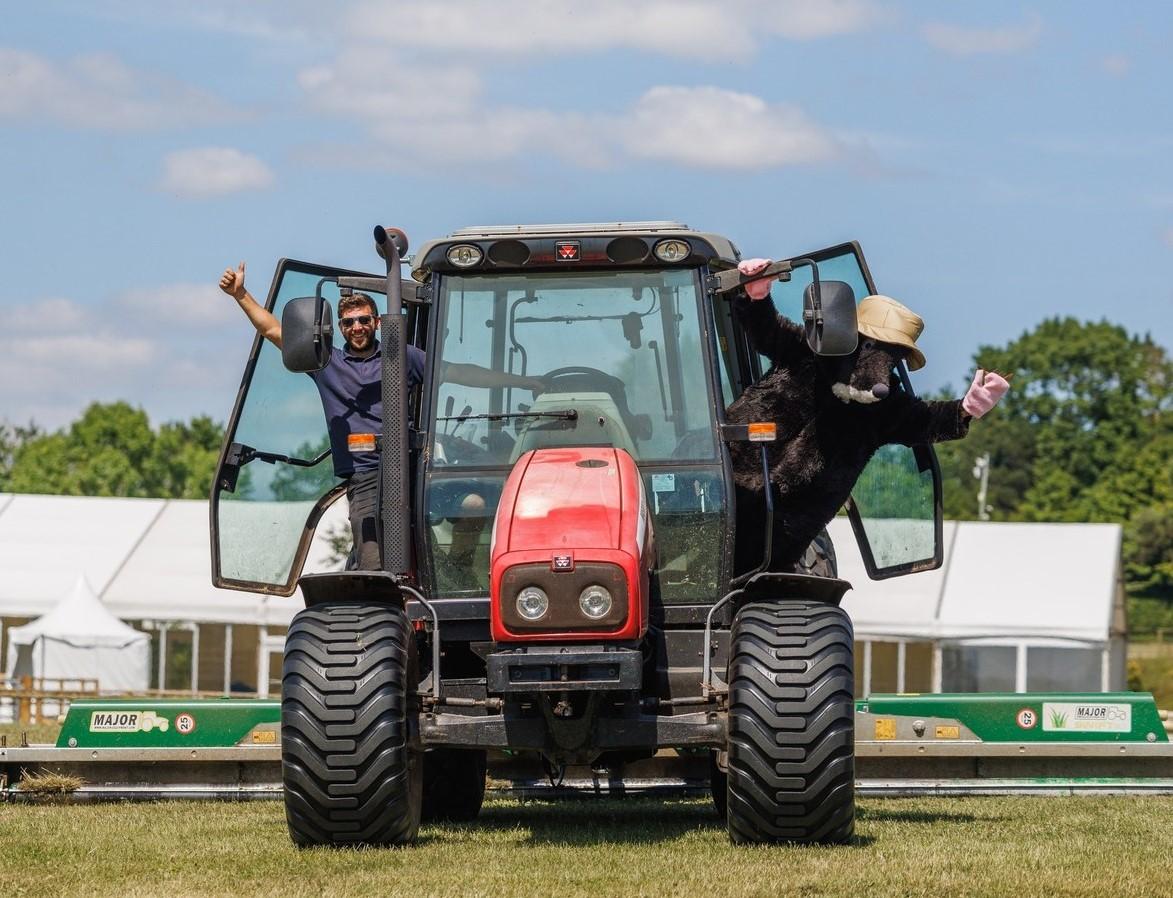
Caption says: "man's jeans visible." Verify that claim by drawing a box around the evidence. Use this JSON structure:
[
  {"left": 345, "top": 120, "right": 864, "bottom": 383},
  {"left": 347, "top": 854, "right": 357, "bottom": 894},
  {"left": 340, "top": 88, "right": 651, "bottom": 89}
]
[{"left": 346, "top": 468, "right": 381, "bottom": 571}]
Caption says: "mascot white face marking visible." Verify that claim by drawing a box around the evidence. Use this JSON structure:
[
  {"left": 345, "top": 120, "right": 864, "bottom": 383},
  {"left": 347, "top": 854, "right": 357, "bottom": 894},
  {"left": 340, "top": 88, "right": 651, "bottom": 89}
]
[{"left": 831, "top": 382, "right": 883, "bottom": 404}]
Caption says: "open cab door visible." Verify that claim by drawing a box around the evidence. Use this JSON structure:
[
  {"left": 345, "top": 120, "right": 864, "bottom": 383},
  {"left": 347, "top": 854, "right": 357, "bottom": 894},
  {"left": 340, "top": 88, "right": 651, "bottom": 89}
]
[
  {"left": 210, "top": 260, "right": 389, "bottom": 595},
  {"left": 761, "top": 242, "right": 944, "bottom": 579}
]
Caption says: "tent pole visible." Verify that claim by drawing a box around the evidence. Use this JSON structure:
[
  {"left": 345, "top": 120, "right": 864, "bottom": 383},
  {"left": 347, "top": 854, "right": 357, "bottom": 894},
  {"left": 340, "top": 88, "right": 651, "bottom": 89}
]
[
  {"left": 191, "top": 624, "right": 200, "bottom": 694},
  {"left": 1100, "top": 645, "right": 1110, "bottom": 692},
  {"left": 932, "top": 643, "right": 943, "bottom": 693},
  {"left": 157, "top": 626, "right": 168, "bottom": 691},
  {"left": 257, "top": 625, "right": 269, "bottom": 699},
  {"left": 1015, "top": 643, "right": 1028, "bottom": 693},
  {"left": 223, "top": 624, "right": 233, "bottom": 696},
  {"left": 862, "top": 640, "right": 872, "bottom": 698},
  {"left": 896, "top": 640, "right": 907, "bottom": 693}
]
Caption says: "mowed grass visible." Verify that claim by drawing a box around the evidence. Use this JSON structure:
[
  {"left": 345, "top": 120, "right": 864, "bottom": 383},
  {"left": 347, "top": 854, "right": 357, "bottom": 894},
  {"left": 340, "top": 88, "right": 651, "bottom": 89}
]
[{"left": 1, "top": 796, "right": 1171, "bottom": 898}]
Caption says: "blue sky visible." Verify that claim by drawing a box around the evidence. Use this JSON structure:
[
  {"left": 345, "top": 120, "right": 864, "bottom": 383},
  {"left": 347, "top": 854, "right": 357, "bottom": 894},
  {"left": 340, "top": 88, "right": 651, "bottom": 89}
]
[{"left": 2, "top": 1, "right": 1170, "bottom": 430}]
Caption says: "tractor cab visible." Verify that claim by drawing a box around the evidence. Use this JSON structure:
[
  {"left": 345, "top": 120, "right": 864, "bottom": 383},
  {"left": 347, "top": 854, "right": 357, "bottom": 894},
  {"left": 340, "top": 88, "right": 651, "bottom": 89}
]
[
  {"left": 211, "top": 222, "right": 939, "bottom": 600},
  {"left": 209, "top": 222, "right": 944, "bottom": 849}
]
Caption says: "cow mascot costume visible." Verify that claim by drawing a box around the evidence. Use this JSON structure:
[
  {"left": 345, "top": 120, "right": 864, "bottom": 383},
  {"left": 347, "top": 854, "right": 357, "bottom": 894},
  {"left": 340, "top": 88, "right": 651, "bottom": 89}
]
[{"left": 726, "top": 258, "right": 1009, "bottom": 576}]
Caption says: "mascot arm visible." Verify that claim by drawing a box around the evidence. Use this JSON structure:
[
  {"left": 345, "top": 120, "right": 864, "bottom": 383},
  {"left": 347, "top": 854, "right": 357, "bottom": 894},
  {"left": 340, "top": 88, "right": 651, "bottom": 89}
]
[
  {"left": 881, "top": 396, "right": 971, "bottom": 447},
  {"left": 732, "top": 293, "right": 808, "bottom": 370}
]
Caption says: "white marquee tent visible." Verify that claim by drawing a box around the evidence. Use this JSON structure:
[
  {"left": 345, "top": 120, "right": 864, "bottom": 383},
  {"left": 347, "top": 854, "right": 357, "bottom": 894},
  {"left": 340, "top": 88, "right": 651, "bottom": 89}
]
[
  {"left": 6, "top": 575, "right": 151, "bottom": 692},
  {"left": 0, "top": 492, "right": 1125, "bottom": 697},
  {"left": 829, "top": 518, "right": 1126, "bottom": 693}
]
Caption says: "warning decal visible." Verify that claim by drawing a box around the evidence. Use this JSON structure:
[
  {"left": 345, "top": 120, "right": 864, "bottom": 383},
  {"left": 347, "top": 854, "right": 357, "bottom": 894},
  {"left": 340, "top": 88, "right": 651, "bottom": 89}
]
[{"left": 175, "top": 713, "right": 197, "bottom": 735}]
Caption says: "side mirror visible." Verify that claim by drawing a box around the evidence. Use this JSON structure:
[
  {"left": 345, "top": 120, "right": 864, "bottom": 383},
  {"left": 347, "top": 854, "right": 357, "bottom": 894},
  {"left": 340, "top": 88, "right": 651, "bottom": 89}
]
[
  {"left": 803, "top": 280, "right": 858, "bottom": 357},
  {"left": 281, "top": 296, "right": 334, "bottom": 372}
]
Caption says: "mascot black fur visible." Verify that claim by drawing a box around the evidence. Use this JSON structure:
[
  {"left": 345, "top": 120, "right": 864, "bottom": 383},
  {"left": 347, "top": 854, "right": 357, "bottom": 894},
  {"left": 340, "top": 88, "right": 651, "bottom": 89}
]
[{"left": 726, "top": 260, "right": 1008, "bottom": 575}]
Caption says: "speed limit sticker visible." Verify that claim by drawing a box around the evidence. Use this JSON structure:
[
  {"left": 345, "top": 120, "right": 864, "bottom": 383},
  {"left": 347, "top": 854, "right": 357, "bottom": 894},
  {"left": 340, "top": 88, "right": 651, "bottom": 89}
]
[
  {"left": 1016, "top": 708, "right": 1037, "bottom": 729},
  {"left": 175, "top": 713, "right": 197, "bottom": 735}
]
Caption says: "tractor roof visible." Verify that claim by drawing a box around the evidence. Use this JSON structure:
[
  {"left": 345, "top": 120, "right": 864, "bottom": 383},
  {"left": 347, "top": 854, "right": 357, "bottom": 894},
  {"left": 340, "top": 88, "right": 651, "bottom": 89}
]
[{"left": 410, "top": 221, "right": 740, "bottom": 282}]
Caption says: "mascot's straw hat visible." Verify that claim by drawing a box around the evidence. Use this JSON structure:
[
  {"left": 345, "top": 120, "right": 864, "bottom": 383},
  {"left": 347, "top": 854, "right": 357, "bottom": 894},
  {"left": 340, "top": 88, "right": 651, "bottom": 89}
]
[{"left": 857, "top": 295, "right": 926, "bottom": 371}]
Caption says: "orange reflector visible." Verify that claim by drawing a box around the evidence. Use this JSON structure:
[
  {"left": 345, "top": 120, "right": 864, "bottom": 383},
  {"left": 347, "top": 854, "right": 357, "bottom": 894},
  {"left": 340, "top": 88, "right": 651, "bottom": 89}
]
[
  {"left": 747, "top": 423, "right": 776, "bottom": 442},
  {"left": 347, "top": 433, "right": 376, "bottom": 452}
]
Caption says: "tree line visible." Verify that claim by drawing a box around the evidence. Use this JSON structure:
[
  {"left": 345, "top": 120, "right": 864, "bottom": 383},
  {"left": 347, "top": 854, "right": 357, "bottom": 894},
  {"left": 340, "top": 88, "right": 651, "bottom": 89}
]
[{"left": 2, "top": 317, "right": 1169, "bottom": 615}]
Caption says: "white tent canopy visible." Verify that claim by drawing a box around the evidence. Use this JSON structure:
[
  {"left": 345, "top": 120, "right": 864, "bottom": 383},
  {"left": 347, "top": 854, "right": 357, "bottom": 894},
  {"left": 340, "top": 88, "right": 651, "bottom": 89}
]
[
  {"left": 831, "top": 517, "right": 1125, "bottom": 692},
  {"left": 6, "top": 575, "right": 150, "bottom": 692},
  {"left": 832, "top": 518, "right": 1122, "bottom": 644},
  {"left": 0, "top": 493, "right": 1123, "bottom": 695}
]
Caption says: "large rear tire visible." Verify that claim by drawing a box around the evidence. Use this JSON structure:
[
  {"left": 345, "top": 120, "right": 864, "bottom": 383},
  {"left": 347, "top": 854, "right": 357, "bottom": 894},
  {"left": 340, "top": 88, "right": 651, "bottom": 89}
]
[
  {"left": 422, "top": 748, "right": 487, "bottom": 822},
  {"left": 281, "top": 603, "right": 422, "bottom": 847},
  {"left": 726, "top": 600, "right": 855, "bottom": 845}
]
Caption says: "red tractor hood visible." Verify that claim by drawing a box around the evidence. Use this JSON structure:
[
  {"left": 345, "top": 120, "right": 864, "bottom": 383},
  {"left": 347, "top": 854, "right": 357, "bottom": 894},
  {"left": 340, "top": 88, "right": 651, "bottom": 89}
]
[{"left": 490, "top": 447, "right": 652, "bottom": 642}]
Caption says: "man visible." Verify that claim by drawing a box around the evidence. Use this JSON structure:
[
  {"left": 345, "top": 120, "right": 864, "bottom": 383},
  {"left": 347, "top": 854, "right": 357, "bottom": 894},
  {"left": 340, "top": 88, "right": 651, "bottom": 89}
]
[{"left": 220, "top": 261, "right": 543, "bottom": 571}]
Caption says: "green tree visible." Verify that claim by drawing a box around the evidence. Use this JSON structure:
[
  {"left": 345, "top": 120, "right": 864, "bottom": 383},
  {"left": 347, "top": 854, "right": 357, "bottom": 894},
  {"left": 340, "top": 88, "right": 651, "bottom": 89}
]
[
  {"left": 269, "top": 436, "right": 336, "bottom": 501},
  {"left": 934, "top": 318, "right": 1172, "bottom": 597},
  {"left": 6, "top": 402, "right": 226, "bottom": 499},
  {"left": 0, "top": 420, "right": 41, "bottom": 489}
]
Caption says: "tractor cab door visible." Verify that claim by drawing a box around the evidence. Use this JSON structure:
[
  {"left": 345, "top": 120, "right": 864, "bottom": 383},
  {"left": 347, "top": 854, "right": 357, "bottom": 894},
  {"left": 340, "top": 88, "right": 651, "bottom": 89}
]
[
  {"left": 754, "top": 242, "right": 944, "bottom": 579},
  {"left": 211, "top": 259, "right": 392, "bottom": 596}
]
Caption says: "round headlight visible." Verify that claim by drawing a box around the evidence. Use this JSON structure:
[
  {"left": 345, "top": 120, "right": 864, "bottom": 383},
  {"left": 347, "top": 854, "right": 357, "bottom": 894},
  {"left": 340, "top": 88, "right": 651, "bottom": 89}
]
[
  {"left": 516, "top": 586, "right": 549, "bottom": 621},
  {"left": 653, "top": 239, "right": 690, "bottom": 263},
  {"left": 447, "top": 243, "right": 484, "bottom": 268},
  {"left": 578, "top": 584, "right": 612, "bottom": 620}
]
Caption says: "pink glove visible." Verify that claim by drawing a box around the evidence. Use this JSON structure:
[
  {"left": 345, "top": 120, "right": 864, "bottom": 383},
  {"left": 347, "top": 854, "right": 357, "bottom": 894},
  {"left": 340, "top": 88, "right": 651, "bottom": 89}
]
[
  {"left": 962, "top": 369, "right": 1010, "bottom": 418},
  {"left": 738, "top": 258, "right": 775, "bottom": 301}
]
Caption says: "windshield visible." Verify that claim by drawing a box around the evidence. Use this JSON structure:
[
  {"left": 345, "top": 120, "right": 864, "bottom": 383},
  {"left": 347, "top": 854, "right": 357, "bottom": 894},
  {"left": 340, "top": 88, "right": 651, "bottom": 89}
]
[{"left": 430, "top": 269, "right": 716, "bottom": 466}]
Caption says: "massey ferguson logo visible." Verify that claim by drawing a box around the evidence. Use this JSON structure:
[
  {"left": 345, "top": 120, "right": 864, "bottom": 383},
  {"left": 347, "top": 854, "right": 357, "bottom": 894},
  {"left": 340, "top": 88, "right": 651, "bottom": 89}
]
[{"left": 555, "top": 241, "right": 580, "bottom": 261}]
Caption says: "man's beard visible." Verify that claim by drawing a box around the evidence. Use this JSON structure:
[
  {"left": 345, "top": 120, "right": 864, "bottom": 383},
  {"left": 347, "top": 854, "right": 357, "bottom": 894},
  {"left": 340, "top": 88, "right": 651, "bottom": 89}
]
[{"left": 347, "top": 333, "right": 374, "bottom": 353}]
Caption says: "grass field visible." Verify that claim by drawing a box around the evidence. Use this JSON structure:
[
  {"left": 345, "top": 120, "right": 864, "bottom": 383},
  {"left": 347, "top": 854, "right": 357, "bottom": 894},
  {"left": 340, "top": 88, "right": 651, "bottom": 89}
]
[{"left": 1, "top": 796, "right": 1171, "bottom": 898}]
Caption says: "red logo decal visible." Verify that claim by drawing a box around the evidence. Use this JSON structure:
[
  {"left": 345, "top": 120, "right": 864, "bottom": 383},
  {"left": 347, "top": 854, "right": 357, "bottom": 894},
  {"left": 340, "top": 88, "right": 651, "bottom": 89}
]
[
  {"left": 552, "top": 554, "right": 574, "bottom": 572},
  {"left": 556, "top": 241, "right": 580, "bottom": 261}
]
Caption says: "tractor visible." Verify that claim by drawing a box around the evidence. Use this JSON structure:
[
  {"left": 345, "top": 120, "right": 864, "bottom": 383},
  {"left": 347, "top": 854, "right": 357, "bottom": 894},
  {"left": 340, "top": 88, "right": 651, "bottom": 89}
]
[{"left": 210, "top": 222, "right": 943, "bottom": 845}]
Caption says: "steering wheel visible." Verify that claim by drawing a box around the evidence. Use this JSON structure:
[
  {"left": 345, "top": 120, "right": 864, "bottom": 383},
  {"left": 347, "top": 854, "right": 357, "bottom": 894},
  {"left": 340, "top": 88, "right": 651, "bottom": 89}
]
[
  {"left": 542, "top": 366, "right": 628, "bottom": 401},
  {"left": 540, "top": 366, "right": 650, "bottom": 442}
]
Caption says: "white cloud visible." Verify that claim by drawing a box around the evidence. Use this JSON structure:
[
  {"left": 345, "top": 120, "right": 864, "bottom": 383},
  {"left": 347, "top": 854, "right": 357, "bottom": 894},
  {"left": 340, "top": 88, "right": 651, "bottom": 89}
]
[
  {"left": 0, "top": 290, "right": 248, "bottom": 430},
  {"left": 623, "top": 86, "right": 840, "bottom": 169},
  {"left": 158, "top": 148, "right": 275, "bottom": 198},
  {"left": 116, "top": 283, "right": 239, "bottom": 326},
  {"left": 299, "top": 49, "right": 841, "bottom": 171},
  {"left": 0, "top": 48, "right": 241, "bottom": 130},
  {"left": 347, "top": 0, "right": 883, "bottom": 60},
  {"left": 921, "top": 13, "right": 1042, "bottom": 56}
]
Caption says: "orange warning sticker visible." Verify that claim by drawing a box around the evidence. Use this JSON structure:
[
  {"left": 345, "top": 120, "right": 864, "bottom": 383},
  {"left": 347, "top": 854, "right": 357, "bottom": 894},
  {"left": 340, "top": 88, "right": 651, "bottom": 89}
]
[
  {"left": 935, "top": 725, "right": 961, "bottom": 739},
  {"left": 348, "top": 433, "right": 376, "bottom": 453},
  {"left": 874, "top": 718, "right": 897, "bottom": 740}
]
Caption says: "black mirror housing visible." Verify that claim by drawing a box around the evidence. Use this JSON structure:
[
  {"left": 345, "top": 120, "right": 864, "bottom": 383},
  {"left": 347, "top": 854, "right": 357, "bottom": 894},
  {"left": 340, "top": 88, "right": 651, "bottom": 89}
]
[
  {"left": 281, "top": 296, "right": 334, "bottom": 372},
  {"left": 803, "top": 280, "right": 858, "bottom": 357}
]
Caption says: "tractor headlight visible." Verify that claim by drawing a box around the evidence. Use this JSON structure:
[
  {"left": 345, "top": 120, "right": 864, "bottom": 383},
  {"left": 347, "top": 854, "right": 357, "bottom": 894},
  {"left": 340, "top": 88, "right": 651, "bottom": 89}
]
[
  {"left": 516, "top": 586, "right": 549, "bottom": 621},
  {"left": 578, "top": 584, "right": 612, "bottom": 620},
  {"left": 446, "top": 244, "right": 484, "bottom": 268},
  {"left": 653, "top": 239, "right": 690, "bottom": 262}
]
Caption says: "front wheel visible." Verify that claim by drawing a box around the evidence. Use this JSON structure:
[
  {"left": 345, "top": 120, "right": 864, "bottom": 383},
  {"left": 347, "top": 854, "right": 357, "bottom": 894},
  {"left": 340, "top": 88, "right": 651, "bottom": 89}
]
[
  {"left": 725, "top": 600, "right": 855, "bottom": 845},
  {"left": 281, "top": 603, "right": 422, "bottom": 847},
  {"left": 422, "top": 748, "right": 487, "bottom": 822}
]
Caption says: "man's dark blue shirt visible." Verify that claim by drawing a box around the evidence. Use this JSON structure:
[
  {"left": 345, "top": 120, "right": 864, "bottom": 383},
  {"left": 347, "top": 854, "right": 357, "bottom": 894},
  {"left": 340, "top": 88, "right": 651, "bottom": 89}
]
[{"left": 309, "top": 342, "right": 426, "bottom": 478}]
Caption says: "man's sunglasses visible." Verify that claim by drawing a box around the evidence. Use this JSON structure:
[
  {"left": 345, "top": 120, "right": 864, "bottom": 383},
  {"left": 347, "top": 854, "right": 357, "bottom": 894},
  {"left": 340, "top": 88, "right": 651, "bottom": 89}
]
[{"left": 339, "top": 315, "right": 374, "bottom": 328}]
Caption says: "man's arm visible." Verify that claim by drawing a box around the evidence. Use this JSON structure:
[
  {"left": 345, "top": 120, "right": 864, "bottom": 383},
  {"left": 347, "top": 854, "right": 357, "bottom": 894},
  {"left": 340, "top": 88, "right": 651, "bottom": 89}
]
[
  {"left": 219, "top": 261, "right": 282, "bottom": 348},
  {"left": 443, "top": 362, "right": 544, "bottom": 393}
]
